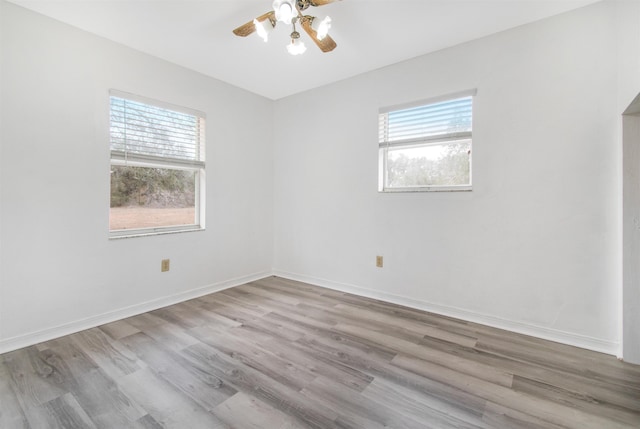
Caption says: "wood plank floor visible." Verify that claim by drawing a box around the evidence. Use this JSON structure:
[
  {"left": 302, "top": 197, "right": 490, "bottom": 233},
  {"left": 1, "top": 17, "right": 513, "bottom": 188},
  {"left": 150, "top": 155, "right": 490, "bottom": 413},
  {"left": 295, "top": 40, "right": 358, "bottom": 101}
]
[{"left": 1, "top": 276, "right": 639, "bottom": 428}]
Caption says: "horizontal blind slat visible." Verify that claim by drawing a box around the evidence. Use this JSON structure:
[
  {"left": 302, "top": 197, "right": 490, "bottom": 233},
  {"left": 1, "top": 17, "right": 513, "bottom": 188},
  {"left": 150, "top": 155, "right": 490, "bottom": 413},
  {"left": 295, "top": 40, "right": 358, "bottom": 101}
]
[
  {"left": 109, "top": 89, "right": 206, "bottom": 118},
  {"left": 110, "top": 151, "right": 205, "bottom": 169},
  {"left": 109, "top": 114, "right": 199, "bottom": 134},
  {"left": 110, "top": 115, "right": 199, "bottom": 136},
  {"left": 110, "top": 128, "right": 199, "bottom": 149},
  {"left": 379, "top": 96, "right": 472, "bottom": 144},
  {"left": 388, "top": 102, "right": 471, "bottom": 122},
  {"left": 109, "top": 95, "right": 204, "bottom": 163},
  {"left": 378, "top": 133, "right": 472, "bottom": 148},
  {"left": 388, "top": 107, "right": 473, "bottom": 127}
]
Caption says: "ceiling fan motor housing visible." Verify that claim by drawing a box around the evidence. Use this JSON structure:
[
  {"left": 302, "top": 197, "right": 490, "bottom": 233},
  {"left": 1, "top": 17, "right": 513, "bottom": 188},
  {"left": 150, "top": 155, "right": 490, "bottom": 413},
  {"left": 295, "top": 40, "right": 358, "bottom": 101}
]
[{"left": 296, "top": 0, "right": 311, "bottom": 11}]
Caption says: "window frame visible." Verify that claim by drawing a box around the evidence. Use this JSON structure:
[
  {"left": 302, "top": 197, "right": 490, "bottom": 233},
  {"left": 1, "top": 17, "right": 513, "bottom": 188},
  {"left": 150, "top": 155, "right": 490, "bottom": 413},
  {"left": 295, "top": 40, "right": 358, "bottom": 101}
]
[
  {"left": 378, "top": 89, "right": 476, "bottom": 193},
  {"left": 108, "top": 90, "right": 206, "bottom": 238}
]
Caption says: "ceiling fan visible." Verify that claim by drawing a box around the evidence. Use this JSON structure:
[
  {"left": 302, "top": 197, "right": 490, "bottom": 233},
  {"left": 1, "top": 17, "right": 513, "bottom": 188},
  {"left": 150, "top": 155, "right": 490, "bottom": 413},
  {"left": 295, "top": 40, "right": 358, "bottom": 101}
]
[{"left": 233, "top": 0, "right": 340, "bottom": 55}]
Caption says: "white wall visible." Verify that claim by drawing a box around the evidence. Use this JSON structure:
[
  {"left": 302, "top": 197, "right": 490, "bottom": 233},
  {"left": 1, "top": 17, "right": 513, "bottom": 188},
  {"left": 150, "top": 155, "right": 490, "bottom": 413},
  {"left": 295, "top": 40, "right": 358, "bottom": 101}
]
[
  {"left": 0, "top": 1, "right": 274, "bottom": 352},
  {"left": 2, "top": 0, "right": 639, "bottom": 358},
  {"left": 273, "top": 1, "right": 627, "bottom": 354}
]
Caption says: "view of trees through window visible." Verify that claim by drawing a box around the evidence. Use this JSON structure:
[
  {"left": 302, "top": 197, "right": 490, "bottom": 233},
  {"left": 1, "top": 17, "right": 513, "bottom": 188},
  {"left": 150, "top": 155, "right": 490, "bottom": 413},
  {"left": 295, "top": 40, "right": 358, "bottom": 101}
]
[
  {"left": 109, "top": 166, "right": 196, "bottom": 230},
  {"left": 386, "top": 140, "right": 471, "bottom": 187}
]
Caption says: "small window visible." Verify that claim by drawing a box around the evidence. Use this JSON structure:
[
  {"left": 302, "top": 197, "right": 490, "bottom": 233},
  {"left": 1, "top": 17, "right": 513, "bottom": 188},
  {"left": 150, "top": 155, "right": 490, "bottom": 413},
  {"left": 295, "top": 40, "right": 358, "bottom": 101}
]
[
  {"left": 109, "top": 91, "right": 205, "bottom": 237},
  {"left": 378, "top": 90, "right": 475, "bottom": 192}
]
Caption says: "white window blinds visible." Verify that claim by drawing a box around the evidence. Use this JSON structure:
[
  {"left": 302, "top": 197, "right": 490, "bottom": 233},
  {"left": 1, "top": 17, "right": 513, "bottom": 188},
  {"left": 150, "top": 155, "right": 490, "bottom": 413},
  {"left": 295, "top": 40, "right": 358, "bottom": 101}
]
[
  {"left": 379, "top": 94, "right": 473, "bottom": 148},
  {"left": 109, "top": 91, "right": 205, "bottom": 169}
]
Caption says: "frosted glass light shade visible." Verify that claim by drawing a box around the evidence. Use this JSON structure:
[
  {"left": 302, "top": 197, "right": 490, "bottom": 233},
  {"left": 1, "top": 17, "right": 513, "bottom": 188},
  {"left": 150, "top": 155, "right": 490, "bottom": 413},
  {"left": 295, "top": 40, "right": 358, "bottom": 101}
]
[
  {"left": 313, "top": 16, "right": 332, "bottom": 40},
  {"left": 287, "top": 38, "right": 307, "bottom": 55},
  {"left": 273, "top": 0, "right": 296, "bottom": 24},
  {"left": 254, "top": 18, "right": 274, "bottom": 42}
]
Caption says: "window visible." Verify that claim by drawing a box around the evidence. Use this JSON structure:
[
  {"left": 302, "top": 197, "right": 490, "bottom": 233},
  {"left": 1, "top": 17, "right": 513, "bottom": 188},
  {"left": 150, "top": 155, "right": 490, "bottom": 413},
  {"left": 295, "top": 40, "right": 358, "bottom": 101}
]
[
  {"left": 109, "top": 90, "right": 205, "bottom": 237},
  {"left": 378, "top": 90, "right": 475, "bottom": 192}
]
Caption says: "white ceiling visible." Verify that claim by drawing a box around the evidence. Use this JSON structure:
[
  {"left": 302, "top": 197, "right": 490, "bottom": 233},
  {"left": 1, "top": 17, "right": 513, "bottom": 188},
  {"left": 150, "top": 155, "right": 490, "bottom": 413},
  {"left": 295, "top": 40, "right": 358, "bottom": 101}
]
[{"left": 9, "top": 0, "right": 599, "bottom": 100}]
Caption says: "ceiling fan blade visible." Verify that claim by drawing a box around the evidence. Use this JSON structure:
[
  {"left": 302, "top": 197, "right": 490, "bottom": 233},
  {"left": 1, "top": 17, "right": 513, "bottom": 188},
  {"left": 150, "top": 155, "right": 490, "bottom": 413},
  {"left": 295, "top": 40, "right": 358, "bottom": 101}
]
[
  {"left": 309, "top": 0, "right": 341, "bottom": 6},
  {"left": 233, "top": 11, "right": 274, "bottom": 37},
  {"left": 300, "top": 16, "right": 337, "bottom": 52}
]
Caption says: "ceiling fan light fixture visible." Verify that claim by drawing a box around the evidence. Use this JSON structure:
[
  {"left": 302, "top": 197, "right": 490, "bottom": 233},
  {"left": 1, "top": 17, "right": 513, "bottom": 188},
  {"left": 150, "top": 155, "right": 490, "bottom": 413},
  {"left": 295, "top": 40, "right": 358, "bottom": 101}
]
[
  {"left": 312, "top": 16, "right": 332, "bottom": 40},
  {"left": 287, "top": 36, "right": 307, "bottom": 55},
  {"left": 234, "top": 1, "right": 338, "bottom": 54},
  {"left": 254, "top": 18, "right": 274, "bottom": 42},
  {"left": 273, "top": 0, "right": 296, "bottom": 24}
]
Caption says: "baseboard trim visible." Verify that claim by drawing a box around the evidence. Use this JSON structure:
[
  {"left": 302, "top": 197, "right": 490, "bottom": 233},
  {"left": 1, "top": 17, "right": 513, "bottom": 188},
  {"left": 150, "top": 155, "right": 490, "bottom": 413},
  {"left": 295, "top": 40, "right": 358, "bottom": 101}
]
[
  {"left": 273, "top": 270, "right": 619, "bottom": 356},
  {"left": 1, "top": 269, "right": 620, "bottom": 357},
  {"left": 0, "top": 271, "right": 272, "bottom": 355}
]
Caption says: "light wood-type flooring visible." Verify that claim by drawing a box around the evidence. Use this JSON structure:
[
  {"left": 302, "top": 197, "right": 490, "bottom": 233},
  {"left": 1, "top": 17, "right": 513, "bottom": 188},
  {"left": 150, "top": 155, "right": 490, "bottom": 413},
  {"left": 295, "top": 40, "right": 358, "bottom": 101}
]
[{"left": 1, "top": 276, "right": 639, "bottom": 428}]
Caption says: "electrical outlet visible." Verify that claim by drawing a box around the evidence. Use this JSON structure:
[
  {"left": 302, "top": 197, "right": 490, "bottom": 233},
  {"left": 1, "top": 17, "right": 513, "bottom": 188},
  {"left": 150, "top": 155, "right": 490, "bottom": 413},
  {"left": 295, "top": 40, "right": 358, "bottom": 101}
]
[
  {"left": 376, "top": 255, "right": 383, "bottom": 268},
  {"left": 161, "top": 259, "right": 170, "bottom": 272}
]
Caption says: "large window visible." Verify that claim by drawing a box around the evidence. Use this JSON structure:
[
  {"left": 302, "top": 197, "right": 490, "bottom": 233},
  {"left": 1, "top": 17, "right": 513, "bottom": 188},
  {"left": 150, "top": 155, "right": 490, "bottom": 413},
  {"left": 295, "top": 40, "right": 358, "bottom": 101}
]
[
  {"left": 378, "top": 90, "right": 475, "bottom": 192},
  {"left": 109, "top": 91, "right": 205, "bottom": 237}
]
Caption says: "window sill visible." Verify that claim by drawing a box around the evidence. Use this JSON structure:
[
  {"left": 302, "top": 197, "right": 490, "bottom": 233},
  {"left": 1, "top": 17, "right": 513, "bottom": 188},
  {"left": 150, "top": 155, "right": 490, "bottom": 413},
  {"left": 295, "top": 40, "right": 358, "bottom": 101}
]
[
  {"left": 109, "top": 226, "right": 205, "bottom": 240},
  {"left": 380, "top": 185, "right": 472, "bottom": 193}
]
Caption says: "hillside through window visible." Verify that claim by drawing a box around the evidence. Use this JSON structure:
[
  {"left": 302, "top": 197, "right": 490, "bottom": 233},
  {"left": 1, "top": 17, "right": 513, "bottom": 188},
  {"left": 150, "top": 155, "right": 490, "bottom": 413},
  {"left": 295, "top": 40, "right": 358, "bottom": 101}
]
[
  {"left": 109, "top": 91, "right": 205, "bottom": 237},
  {"left": 378, "top": 91, "right": 475, "bottom": 192}
]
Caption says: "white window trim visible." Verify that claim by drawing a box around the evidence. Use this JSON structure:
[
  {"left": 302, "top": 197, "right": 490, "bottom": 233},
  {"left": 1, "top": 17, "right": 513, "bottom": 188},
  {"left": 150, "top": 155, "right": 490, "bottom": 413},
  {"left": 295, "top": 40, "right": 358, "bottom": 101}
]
[
  {"left": 378, "top": 89, "right": 476, "bottom": 193},
  {"left": 108, "top": 90, "right": 206, "bottom": 239}
]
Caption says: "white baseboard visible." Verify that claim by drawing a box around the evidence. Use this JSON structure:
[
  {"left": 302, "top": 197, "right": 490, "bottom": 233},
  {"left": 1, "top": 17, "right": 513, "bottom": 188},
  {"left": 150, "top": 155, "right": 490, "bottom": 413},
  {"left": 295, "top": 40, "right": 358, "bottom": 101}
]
[
  {"left": 273, "top": 270, "right": 620, "bottom": 356},
  {"left": 1, "top": 269, "right": 620, "bottom": 357},
  {"left": 0, "top": 271, "right": 272, "bottom": 355}
]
